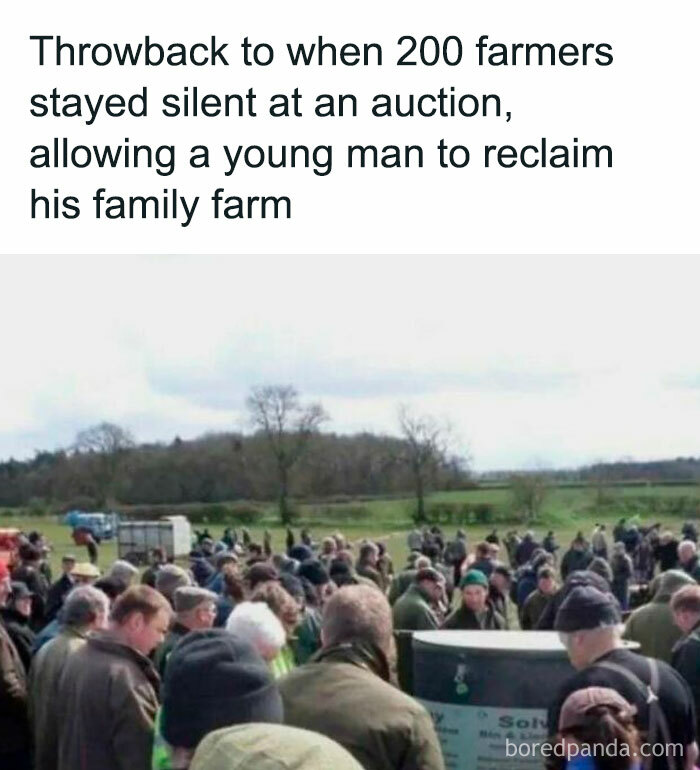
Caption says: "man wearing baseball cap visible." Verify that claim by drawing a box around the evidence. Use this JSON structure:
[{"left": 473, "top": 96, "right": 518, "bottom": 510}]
[{"left": 550, "top": 585, "right": 698, "bottom": 770}]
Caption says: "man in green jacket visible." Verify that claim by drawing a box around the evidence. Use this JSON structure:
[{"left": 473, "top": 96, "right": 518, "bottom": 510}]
[
  {"left": 392, "top": 568, "right": 443, "bottom": 631},
  {"left": 623, "top": 569, "right": 696, "bottom": 662},
  {"left": 442, "top": 569, "right": 506, "bottom": 630},
  {"left": 279, "top": 584, "right": 445, "bottom": 770},
  {"left": 520, "top": 566, "right": 558, "bottom": 630}
]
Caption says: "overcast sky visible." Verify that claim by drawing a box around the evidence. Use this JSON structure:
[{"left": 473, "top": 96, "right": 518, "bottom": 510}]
[{"left": 2, "top": 254, "right": 698, "bottom": 471}]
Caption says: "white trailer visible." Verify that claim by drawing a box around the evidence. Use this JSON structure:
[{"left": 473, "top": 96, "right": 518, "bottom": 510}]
[{"left": 117, "top": 516, "right": 192, "bottom": 565}]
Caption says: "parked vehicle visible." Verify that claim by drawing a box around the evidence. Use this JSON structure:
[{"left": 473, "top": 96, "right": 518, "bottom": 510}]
[
  {"left": 63, "top": 511, "right": 119, "bottom": 541},
  {"left": 117, "top": 515, "right": 192, "bottom": 565}
]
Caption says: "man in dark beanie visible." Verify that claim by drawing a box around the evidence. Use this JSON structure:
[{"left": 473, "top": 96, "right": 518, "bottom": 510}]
[
  {"left": 154, "top": 629, "right": 284, "bottom": 769},
  {"left": 549, "top": 585, "right": 698, "bottom": 770},
  {"left": 536, "top": 569, "right": 611, "bottom": 630},
  {"left": 297, "top": 558, "right": 330, "bottom": 589},
  {"left": 288, "top": 544, "right": 314, "bottom": 563},
  {"left": 295, "top": 559, "right": 332, "bottom": 664},
  {"left": 328, "top": 559, "right": 359, "bottom": 587},
  {"left": 245, "top": 562, "right": 279, "bottom": 593}
]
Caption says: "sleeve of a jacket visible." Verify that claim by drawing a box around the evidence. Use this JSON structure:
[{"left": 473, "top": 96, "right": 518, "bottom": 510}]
[
  {"left": 404, "top": 708, "right": 446, "bottom": 770},
  {"left": 417, "top": 608, "right": 439, "bottom": 631},
  {"left": 110, "top": 671, "right": 158, "bottom": 770},
  {"left": 0, "top": 635, "right": 27, "bottom": 717}
]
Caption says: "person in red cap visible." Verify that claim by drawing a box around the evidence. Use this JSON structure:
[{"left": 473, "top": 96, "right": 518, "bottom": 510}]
[{"left": 0, "top": 559, "right": 31, "bottom": 769}]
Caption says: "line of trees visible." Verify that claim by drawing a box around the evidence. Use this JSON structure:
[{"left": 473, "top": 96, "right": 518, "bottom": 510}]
[{"left": 0, "top": 386, "right": 468, "bottom": 523}]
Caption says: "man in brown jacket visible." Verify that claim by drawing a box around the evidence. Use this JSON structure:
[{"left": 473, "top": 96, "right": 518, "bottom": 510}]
[
  {"left": 0, "top": 560, "right": 31, "bottom": 770},
  {"left": 30, "top": 585, "right": 110, "bottom": 770},
  {"left": 56, "top": 584, "right": 172, "bottom": 770},
  {"left": 279, "top": 584, "right": 445, "bottom": 770}
]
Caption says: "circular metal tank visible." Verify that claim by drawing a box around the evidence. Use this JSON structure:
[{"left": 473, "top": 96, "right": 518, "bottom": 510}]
[{"left": 412, "top": 630, "right": 575, "bottom": 770}]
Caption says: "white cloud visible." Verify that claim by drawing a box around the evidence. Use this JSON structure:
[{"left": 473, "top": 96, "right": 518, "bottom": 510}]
[{"left": 1, "top": 254, "right": 698, "bottom": 469}]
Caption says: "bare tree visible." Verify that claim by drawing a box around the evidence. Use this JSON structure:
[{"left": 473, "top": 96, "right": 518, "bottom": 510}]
[
  {"left": 398, "top": 404, "right": 452, "bottom": 523},
  {"left": 73, "top": 422, "right": 135, "bottom": 506},
  {"left": 246, "top": 385, "right": 328, "bottom": 524}
]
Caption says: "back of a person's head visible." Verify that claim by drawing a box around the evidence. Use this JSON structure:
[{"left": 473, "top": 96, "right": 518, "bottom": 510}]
[
  {"left": 111, "top": 584, "right": 172, "bottom": 625},
  {"left": 162, "top": 629, "right": 283, "bottom": 751},
  {"left": 251, "top": 581, "right": 300, "bottom": 634},
  {"left": 225, "top": 601, "right": 286, "bottom": 658},
  {"left": 564, "top": 570, "right": 610, "bottom": 595},
  {"left": 322, "top": 584, "right": 392, "bottom": 654},
  {"left": 588, "top": 557, "right": 613, "bottom": 584},
  {"left": 189, "top": 723, "right": 364, "bottom": 770},
  {"left": 59, "top": 585, "right": 110, "bottom": 629},
  {"left": 93, "top": 575, "right": 129, "bottom": 602},
  {"left": 19, "top": 542, "right": 41, "bottom": 562},
  {"left": 548, "top": 705, "right": 640, "bottom": 770},
  {"left": 670, "top": 583, "right": 700, "bottom": 614},
  {"left": 107, "top": 559, "right": 139, "bottom": 584}
]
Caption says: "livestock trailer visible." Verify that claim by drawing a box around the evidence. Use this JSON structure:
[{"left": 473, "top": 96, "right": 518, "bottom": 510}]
[{"left": 117, "top": 515, "right": 192, "bottom": 565}]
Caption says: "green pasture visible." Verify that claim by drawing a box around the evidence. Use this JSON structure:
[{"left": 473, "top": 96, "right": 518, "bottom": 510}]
[{"left": 1, "top": 482, "right": 698, "bottom": 575}]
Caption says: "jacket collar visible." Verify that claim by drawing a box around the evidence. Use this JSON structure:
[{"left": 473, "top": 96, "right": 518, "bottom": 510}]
[
  {"left": 89, "top": 630, "right": 161, "bottom": 693},
  {"left": 312, "top": 640, "right": 391, "bottom": 682}
]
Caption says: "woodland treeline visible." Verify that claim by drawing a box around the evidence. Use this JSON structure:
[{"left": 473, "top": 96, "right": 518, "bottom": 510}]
[{"left": 0, "top": 431, "right": 469, "bottom": 509}]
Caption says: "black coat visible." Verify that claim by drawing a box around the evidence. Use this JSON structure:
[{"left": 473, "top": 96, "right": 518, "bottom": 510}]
[
  {"left": 0, "top": 609, "right": 35, "bottom": 674},
  {"left": 44, "top": 574, "right": 74, "bottom": 623}
]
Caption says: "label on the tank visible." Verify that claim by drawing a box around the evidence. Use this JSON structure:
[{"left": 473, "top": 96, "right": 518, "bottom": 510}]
[{"left": 419, "top": 699, "right": 549, "bottom": 770}]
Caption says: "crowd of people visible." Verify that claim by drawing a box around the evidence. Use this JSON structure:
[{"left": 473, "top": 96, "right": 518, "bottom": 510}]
[{"left": 1, "top": 517, "right": 700, "bottom": 770}]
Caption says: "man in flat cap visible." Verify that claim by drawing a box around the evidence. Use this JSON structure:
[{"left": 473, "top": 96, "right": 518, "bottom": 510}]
[{"left": 153, "top": 586, "right": 217, "bottom": 676}]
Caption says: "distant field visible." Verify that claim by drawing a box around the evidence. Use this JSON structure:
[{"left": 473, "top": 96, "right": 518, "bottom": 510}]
[{"left": 1, "top": 482, "right": 698, "bottom": 575}]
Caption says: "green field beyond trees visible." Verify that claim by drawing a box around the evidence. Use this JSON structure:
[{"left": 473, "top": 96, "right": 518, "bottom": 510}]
[{"left": 2, "top": 483, "right": 699, "bottom": 576}]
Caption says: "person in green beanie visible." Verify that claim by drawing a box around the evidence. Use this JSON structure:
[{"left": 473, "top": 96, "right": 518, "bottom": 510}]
[{"left": 442, "top": 569, "right": 506, "bottom": 630}]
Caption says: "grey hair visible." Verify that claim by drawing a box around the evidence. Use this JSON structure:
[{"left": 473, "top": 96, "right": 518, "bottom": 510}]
[
  {"left": 558, "top": 624, "right": 624, "bottom": 651},
  {"left": 108, "top": 560, "right": 139, "bottom": 585},
  {"left": 225, "top": 601, "right": 286, "bottom": 656},
  {"left": 59, "top": 585, "right": 110, "bottom": 629}
]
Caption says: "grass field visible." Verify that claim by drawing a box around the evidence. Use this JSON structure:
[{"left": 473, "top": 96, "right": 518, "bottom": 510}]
[{"left": 2, "top": 483, "right": 698, "bottom": 575}]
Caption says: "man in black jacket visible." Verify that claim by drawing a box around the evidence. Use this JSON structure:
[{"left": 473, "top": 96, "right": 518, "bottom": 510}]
[
  {"left": 550, "top": 584, "right": 698, "bottom": 770},
  {"left": 0, "top": 582, "right": 35, "bottom": 673},
  {"left": 44, "top": 555, "right": 77, "bottom": 623}
]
